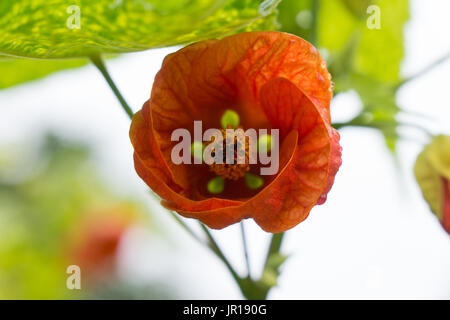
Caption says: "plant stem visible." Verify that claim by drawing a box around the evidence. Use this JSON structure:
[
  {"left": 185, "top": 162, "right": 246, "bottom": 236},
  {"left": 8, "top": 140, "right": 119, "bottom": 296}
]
[
  {"left": 170, "top": 215, "right": 252, "bottom": 297},
  {"left": 199, "top": 224, "right": 244, "bottom": 289},
  {"left": 263, "top": 232, "right": 285, "bottom": 271},
  {"left": 169, "top": 211, "right": 203, "bottom": 244},
  {"left": 172, "top": 217, "right": 255, "bottom": 299},
  {"left": 332, "top": 115, "right": 433, "bottom": 137},
  {"left": 199, "top": 224, "right": 288, "bottom": 300},
  {"left": 243, "top": 232, "right": 286, "bottom": 300},
  {"left": 240, "top": 221, "right": 251, "bottom": 277},
  {"left": 399, "top": 52, "right": 450, "bottom": 87},
  {"left": 90, "top": 54, "right": 134, "bottom": 119}
]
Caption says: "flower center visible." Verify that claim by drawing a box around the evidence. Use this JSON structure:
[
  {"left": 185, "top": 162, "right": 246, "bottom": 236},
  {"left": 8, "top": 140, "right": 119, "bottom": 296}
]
[{"left": 207, "top": 127, "right": 250, "bottom": 181}]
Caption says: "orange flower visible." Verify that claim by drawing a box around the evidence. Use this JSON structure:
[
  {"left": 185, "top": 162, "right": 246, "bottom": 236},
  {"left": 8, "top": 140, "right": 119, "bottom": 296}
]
[
  {"left": 68, "top": 208, "right": 134, "bottom": 282},
  {"left": 130, "top": 31, "right": 342, "bottom": 233}
]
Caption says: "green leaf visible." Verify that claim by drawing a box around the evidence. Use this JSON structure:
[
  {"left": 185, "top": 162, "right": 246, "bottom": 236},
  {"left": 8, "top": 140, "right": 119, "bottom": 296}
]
[
  {"left": 319, "top": 0, "right": 409, "bottom": 83},
  {"left": 265, "top": 252, "right": 288, "bottom": 271},
  {"left": 0, "top": 133, "right": 150, "bottom": 298},
  {"left": 355, "top": 0, "right": 409, "bottom": 84},
  {"left": 341, "top": 0, "right": 376, "bottom": 19},
  {"left": 238, "top": 251, "right": 288, "bottom": 299},
  {"left": 240, "top": 9, "right": 280, "bottom": 32},
  {"left": 276, "top": 0, "right": 314, "bottom": 40},
  {"left": 0, "top": 0, "right": 280, "bottom": 59},
  {"left": 0, "top": 57, "right": 88, "bottom": 89},
  {"left": 318, "top": 0, "right": 359, "bottom": 51},
  {"left": 338, "top": 71, "right": 401, "bottom": 152},
  {"left": 260, "top": 268, "right": 278, "bottom": 288},
  {"left": 347, "top": 72, "right": 398, "bottom": 116},
  {"left": 318, "top": 0, "right": 409, "bottom": 150},
  {"left": 260, "top": 252, "right": 288, "bottom": 288}
]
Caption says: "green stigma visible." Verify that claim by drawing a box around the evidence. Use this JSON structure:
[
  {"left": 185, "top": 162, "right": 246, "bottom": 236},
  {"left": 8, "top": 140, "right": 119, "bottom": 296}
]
[
  {"left": 207, "top": 176, "right": 225, "bottom": 194},
  {"left": 245, "top": 173, "right": 264, "bottom": 190},
  {"left": 191, "top": 141, "right": 204, "bottom": 162},
  {"left": 221, "top": 109, "right": 240, "bottom": 128},
  {"left": 258, "top": 134, "right": 272, "bottom": 153}
]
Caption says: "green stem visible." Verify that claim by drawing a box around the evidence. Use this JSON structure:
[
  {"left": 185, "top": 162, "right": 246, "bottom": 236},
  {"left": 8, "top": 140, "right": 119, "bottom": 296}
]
[
  {"left": 169, "top": 211, "right": 203, "bottom": 244},
  {"left": 398, "top": 52, "right": 450, "bottom": 87},
  {"left": 249, "top": 232, "right": 286, "bottom": 300},
  {"left": 199, "top": 224, "right": 244, "bottom": 289},
  {"left": 200, "top": 223, "right": 287, "bottom": 300},
  {"left": 240, "top": 222, "right": 251, "bottom": 278},
  {"left": 263, "top": 232, "right": 285, "bottom": 271},
  {"left": 172, "top": 217, "right": 255, "bottom": 299},
  {"left": 90, "top": 54, "right": 134, "bottom": 119},
  {"left": 332, "top": 115, "right": 433, "bottom": 137},
  {"left": 170, "top": 216, "right": 253, "bottom": 298}
]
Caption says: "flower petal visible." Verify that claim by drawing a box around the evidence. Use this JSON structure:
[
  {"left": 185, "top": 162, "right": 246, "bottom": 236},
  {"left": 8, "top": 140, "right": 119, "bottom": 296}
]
[
  {"left": 443, "top": 178, "right": 450, "bottom": 234},
  {"left": 130, "top": 32, "right": 341, "bottom": 232},
  {"left": 131, "top": 110, "right": 244, "bottom": 214},
  {"left": 168, "top": 78, "right": 337, "bottom": 232},
  {"left": 188, "top": 31, "right": 333, "bottom": 128}
]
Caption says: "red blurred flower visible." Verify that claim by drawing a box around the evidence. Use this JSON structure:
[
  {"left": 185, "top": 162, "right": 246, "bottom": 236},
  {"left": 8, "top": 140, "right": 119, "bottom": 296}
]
[
  {"left": 130, "top": 31, "right": 342, "bottom": 233},
  {"left": 68, "top": 208, "right": 134, "bottom": 281}
]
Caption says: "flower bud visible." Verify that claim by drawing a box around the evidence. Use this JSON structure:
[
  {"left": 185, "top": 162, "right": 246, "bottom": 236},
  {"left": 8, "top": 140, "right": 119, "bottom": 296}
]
[{"left": 414, "top": 135, "right": 450, "bottom": 235}]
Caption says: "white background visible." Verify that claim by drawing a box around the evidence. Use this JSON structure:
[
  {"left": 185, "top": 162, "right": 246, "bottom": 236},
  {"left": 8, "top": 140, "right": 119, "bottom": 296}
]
[{"left": 0, "top": 0, "right": 449, "bottom": 299}]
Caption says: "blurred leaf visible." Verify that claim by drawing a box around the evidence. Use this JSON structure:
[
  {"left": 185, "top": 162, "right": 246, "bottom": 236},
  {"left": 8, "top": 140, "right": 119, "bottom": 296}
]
[
  {"left": 327, "top": 33, "right": 360, "bottom": 86},
  {"left": 265, "top": 252, "right": 288, "bottom": 270},
  {"left": 0, "top": 57, "right": 88, "bottom": 89},
  {"left": 355, "top": 0, "right": 409, "bottom": 84},
  {"left": 334, "top": 71, "right": 401, "bottom": 151},
  {"left": 415, "top": 136, "right": 450, "bottom": 224},
  {"left": 0, "top": 0, "right": 280, "bottom": 59},
  {"left": 240, "top": 9, "right": 280, "bottom": 32},
  {"left": 320, "top": 0, "right": 408, "bottom": 83},
  {"left": 317, "top": 0, "right": 408, "bottom": 151},
  {"left": 277, "top": 0, "right": 314, "bottom": 40},
  {"left": 341, "top": 0, "right": 375, "bottom": 19},
  {"left": 341, "top": 72, "right": 398, "bottom": 116},
  {"left": 318, "top": 0, "right": 359, "bottom": 51},
  {"left": 0, "top": 133, "right": 151, "bottom": 299}
]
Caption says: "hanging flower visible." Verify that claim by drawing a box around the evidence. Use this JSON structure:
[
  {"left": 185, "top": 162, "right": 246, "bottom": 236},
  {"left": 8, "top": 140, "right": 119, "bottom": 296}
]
[
  {"left": 415, "top": 135, "right": 450, "bottom": 235},
  {"left": 130, "top": 31, "right": 342, "bottom": 233}
]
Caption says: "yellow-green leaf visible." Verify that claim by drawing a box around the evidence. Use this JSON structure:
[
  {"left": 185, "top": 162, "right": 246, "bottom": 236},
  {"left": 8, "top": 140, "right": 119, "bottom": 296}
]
[
  {"left": 0, "top": 57, "right": 88, "bottom": 89},
  {"left": 0, "top": 0, "right": 280, "bottom": 59}
]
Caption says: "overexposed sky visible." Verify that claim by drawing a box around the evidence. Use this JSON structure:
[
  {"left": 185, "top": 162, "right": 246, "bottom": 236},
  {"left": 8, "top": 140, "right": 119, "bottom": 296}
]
[{"left": 0, "top": 0, "right": 449, "bottom": 299}]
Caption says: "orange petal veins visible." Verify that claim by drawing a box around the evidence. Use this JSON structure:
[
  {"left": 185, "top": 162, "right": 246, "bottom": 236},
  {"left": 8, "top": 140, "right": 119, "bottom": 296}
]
[{"left": 130, "top": 32, "right": 342, "bottom": 232}]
